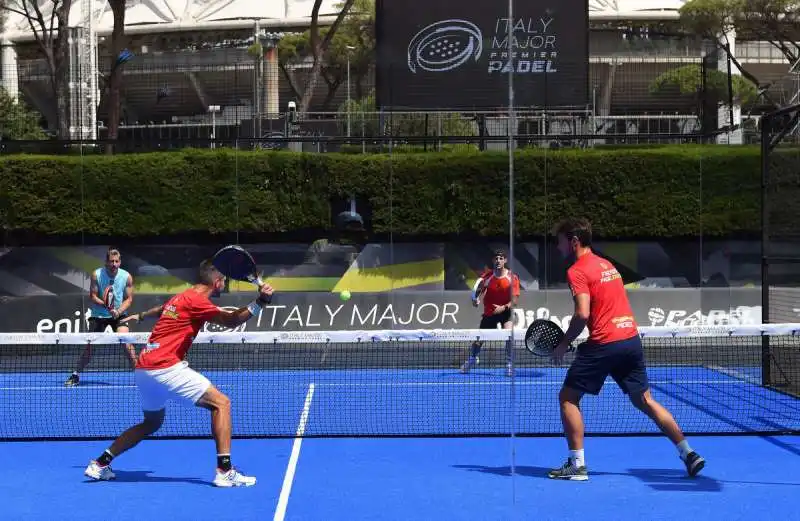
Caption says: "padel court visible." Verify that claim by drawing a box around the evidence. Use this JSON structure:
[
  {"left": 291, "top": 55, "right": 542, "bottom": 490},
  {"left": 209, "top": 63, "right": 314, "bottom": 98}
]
[{"left": 1, "top": 327, "right": 798, "bottom": 520}]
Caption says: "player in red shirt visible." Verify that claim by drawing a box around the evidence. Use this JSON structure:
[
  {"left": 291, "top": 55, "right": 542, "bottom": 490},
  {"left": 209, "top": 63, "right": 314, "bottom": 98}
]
[
  {"left": 83, "top": 259, "right": 274, "bottom": 487},
  {"left": 547, "top": 218, "right": 705, "bottom": 481},
  {"left": 460, "top": 250, "right": 520, "bottom": 376}
]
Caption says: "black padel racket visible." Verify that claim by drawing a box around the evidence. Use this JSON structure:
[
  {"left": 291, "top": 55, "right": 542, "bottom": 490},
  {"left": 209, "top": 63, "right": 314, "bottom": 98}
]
[
  {"left": 212, "top": 245, "right": 266, "bottom": 289},
  {"left": 524, "top": 319, "right": 573, "bottom": 357}
]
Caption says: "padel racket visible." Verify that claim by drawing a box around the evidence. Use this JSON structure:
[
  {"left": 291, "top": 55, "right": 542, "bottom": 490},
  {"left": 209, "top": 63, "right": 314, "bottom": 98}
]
[
  {"left": 103, "top": 286, "right": 115, "bottom": 310},
  {"left": 471, "top": 277, "right": 484, "bottom": 304},
  {"left": 524, "top": 319, "right": 573, "bottom": 357},
  {"left": 212, "top": 245, "right": 265, "bottom": 289}
]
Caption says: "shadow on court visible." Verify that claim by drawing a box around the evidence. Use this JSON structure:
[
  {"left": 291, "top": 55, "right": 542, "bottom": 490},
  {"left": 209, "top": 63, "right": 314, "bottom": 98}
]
[
  {"left": 434, "top": 369, "right": 548, "bottom": 379},
  {"left": 453, "top": 464, "right": 724, "bottom": 492},
  {"left": 74, "top": 467, "right": 212, "bottom": 487},
  {"left": 67, "top": 380, "right": 133, "bottom": 387}
]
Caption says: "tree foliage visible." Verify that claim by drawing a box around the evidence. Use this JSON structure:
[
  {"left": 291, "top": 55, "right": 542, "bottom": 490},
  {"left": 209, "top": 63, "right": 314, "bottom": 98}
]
[
  {"left": 278, "top": 0, "right": 372, "bottom": 112},
  {"left": 2, "top": 0, "right": 73, "bottom": 138},
  {"left": 0, "top": 87, "right": 47, "bottom": 139},
  {"left": 649, "top": 64, "right": 759, "bottom": 106},
  {"left": 679, "top": 0, "right": 800, "bottom": 104},
  {"left": 337, "top": 90, "right": 477, "bottom": 138}
]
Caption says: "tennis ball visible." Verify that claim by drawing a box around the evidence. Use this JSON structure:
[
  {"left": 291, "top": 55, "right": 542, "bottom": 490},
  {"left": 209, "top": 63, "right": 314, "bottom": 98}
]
[{"left": 339, "top": 290, "right": 351, "bottom": 301}]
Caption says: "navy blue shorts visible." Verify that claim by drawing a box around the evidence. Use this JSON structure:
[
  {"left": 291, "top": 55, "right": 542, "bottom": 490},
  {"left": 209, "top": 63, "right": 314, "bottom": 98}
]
[{"left": 563, "top": 335, "right": 650, "bottom": 396}]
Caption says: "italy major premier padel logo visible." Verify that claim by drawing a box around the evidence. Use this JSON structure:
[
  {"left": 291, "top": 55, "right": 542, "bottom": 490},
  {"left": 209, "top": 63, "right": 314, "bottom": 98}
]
[{"left": 407, "top": 19, "right": 483, "bottom": 73}]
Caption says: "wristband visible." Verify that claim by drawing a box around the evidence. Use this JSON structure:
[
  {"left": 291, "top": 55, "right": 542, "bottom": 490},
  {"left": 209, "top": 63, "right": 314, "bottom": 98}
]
[{"left": 247, "top": 300, "right": 261, "bottom": 316}]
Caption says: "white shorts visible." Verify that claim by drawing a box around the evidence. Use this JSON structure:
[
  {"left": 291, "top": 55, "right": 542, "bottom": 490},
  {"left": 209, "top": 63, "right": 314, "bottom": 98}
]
[{"left": 134, "top": 361, "right": 212, "bottom": 412}]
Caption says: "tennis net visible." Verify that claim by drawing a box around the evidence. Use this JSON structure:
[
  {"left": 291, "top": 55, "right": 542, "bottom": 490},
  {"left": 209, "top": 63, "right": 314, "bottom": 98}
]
[{"left": 0, "top": 324, "right": 798, "bottom": 440}]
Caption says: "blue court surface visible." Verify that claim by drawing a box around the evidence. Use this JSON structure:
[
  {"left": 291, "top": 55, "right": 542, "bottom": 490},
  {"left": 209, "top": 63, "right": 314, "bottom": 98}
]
[
  {"left": 1, "top": 366, "right": 799, "bottom": 520},
  {"left": 2, "top": 435, "right": 799, "bottom": 520},
  {"left": 2, "top": 366, "right": 798, "bottom": 437}
]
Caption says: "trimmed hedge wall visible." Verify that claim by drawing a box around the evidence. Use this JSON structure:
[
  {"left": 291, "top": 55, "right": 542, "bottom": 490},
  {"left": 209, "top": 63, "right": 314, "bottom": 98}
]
[{"left": 0, "top": 145, "right": 763, "bottom": 238}]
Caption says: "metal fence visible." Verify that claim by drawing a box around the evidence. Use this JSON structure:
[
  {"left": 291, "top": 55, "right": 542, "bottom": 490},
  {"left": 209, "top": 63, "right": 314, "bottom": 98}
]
[
  {"left": 2, "top": 48, "right": 789, "bottom": 142},
  {"left": 4, "top": 22, "right": 799, "bottom": 148},
  {"left": 0, "top": 112, "right": 761, "bottom": 155}
]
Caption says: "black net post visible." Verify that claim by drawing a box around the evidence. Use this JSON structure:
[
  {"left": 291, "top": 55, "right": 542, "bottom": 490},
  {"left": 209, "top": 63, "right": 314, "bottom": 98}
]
[
  {"left": 762, "top": 112, "right": 772, "bottom": 385},
  {"left": 761, "top": 103, "right": 800, "bottom": 389}
]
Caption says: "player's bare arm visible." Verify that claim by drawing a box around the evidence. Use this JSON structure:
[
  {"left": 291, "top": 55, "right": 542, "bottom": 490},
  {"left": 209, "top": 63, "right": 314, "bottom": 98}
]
[
  {"left": 89, "top": 272, "right": 105, "bottom": 307},
  {"left": 209, "top": 284, "right": 274, "bottom": 328},
  {"left": 113, "top": 274, "right": 135, "bottom": 318},
  {"left": 553, "top": 293, "right": 590, "bottom": 363},
  {"left": 564, "top": 293, "right": 590, "bottom": 343},
  {"left": 116, "top": 275, "right": 133, "bottom": 316},
  {"left": 122, "top": 304, "right": 165, "bottom": 324}
]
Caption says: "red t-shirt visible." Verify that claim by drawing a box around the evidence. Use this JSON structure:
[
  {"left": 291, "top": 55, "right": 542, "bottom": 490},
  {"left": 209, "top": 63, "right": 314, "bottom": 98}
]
[
  {"left": 566, "top": 252, "right": 638, "bottom": 344},
  {"left": 136, "top": 289, "right": 222, "bottom": 370},
  {"left": 480, "top": 270, "right": 520, "bottom": 317}
]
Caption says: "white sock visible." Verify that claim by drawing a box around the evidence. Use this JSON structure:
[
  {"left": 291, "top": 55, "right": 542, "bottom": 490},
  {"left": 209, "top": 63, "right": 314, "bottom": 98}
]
[
  {"left": 569, "top": 449, "right": 585, "bottom": 468},
  {"left": 677, "top": 440, "right": 692, "bottom": 460}
]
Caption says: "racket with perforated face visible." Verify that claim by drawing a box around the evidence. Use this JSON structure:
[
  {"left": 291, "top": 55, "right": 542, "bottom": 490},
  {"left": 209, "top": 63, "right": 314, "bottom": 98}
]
[{"left": 524, "top": 319, "right": 573, "bottom": 357}]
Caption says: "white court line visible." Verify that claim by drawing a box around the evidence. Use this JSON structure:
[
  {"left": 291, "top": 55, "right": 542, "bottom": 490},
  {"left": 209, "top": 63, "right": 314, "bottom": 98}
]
[
  {"left": 0, "top": 385, "right": 139, "bottom": 390},
  {"left": 310, "top": 379, "right": 756, "bottom": 387},
  {"left": 706, "top": 365, "right": 763, "bottom": 385},
  {"left": 274, "top": 383, "right": 315, "bottom": 521},
  {"left": 0, "top": 379, "right": 757, "bottom": 391}
]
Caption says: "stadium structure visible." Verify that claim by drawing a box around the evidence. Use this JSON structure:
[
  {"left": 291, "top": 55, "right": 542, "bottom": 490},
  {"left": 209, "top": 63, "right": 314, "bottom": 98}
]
[{"left": 0, "top": 0, "right": 797, "bottom": 144}]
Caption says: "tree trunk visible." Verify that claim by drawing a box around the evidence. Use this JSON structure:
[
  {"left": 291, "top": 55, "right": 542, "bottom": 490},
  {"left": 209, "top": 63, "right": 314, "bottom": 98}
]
[
  {"left": 53, "top": 40, "right": 70, "bottom": 140},
  {"left": 106, "top": 0, "right": 126, "bottom": 153},
  {"left": 299, "top": 54, "right": 324, "bottom": 113},
  {"left": 53, "top": 0, "right": 73, "bottom": 140},
  {"left": 298, "top": 0, "right": 356, "bottom": 113}
]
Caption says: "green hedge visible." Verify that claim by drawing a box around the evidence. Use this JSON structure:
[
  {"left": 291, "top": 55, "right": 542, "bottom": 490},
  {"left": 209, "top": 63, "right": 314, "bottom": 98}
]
[{"left": 0, "top": 145, "right": 765, "bottom": 238}]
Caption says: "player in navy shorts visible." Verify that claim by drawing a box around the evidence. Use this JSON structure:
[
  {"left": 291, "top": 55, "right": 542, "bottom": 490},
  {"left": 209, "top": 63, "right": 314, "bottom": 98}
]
[{"left": 546, "top": 217, "right": 705, "bottom": 481}]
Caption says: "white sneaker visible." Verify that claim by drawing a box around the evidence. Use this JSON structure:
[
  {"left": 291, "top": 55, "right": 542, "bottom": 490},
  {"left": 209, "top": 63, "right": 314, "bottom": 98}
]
[
  {"left": 213, "top": 468, "right": 257, "bottom": 487},
  {"left": 84, "top": 460, "right": 116, "bottom": 481},
  {"left": 506, "top": 363, "right": 514, "bottom": 378}
]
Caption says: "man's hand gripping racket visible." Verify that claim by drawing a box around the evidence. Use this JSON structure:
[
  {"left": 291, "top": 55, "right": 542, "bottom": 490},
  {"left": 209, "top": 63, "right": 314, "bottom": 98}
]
[
  {"left": 524, "top": 319, "right": 576, "bottom": 364},
  {"left": 212, "top": 245, "right": 274, "bottom": 304}
]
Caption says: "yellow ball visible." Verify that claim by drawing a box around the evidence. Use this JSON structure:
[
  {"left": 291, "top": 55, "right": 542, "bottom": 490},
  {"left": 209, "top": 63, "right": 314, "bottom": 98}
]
[{"left": 339, "top": 290, "right": 351, "bottom": 301}]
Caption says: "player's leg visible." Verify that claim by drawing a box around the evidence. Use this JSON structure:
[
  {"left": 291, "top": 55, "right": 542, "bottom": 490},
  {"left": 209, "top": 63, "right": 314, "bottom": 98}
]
[
  {"left": 547, "top": 386, "right": 589, "bottom": 481},
  {"left": 501, "top": 311, "right": 514, "bottom": 377},
  {"left": 107, "top": 409, "right": 166, "bottom": 457},
  {"left": 196, "top": 385, "right": 256, "bottom": 487},
  {"left": 84, "top": 372, "right": 168, "bottom": 482},
  {"left": 628, "top": 390, "right": 704, "bottom": 475},
  {"left": 115, "top": 322, "right": 138, "bottom": 368},
  {"left": 85, "top": 362, "right": 174, "bottom": 480},
  {"left": 612, "top": 337, "right": 706, "bottom": 476},
  {"left": 548, "top": 344, "right": 608, "bottom": 481},
  {"left": 460, "top": 339, "right": 482, "bottom": 373},
  {"left": 84, "top": 409, "right": 167, "bottom": 481},
  {"left": 461, "top": 315, "right": 497, "bottom": 373},
  {"left": 65, "top": 318, "right": 106, "bottom": 386}
]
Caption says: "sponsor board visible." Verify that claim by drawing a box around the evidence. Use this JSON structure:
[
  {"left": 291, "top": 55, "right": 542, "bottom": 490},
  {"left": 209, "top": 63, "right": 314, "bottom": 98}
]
[
  {"left": 6, "top": 289, "right": 789, "bottom": 334},
  {"left": 376, "top": 0, "right": 588, "bottom": 109}
]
